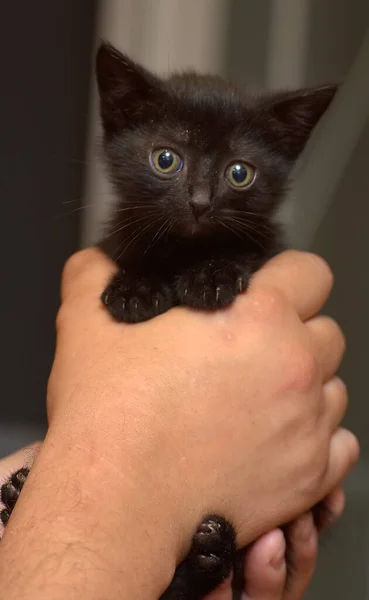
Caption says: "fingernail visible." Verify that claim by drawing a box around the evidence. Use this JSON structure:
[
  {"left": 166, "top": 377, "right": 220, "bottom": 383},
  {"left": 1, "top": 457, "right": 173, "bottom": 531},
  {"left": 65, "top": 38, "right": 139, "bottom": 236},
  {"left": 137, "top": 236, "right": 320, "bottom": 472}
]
[{"left": 270, "top": 546, "right": 285, "bottom": 570}]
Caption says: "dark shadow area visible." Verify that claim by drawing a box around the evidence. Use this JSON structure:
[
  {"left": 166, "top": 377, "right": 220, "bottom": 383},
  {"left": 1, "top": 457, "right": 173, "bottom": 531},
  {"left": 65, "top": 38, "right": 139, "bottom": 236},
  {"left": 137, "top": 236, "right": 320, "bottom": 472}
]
[{"left": 0, "top": 2, "right": 96, "bottom": 425}]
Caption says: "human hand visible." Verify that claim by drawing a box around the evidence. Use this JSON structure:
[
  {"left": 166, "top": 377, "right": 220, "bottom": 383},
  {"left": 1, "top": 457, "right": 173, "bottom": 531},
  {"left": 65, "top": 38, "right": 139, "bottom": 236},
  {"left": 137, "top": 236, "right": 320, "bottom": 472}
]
[
  {"left": 0, "top": 444, "right": 344, "bottom": 600},
  {"left": 204, "top": 488, "right": 345, "bottom": 600},
  {"left": 46, "top": 248, "right": 357, "bottom": 555}
]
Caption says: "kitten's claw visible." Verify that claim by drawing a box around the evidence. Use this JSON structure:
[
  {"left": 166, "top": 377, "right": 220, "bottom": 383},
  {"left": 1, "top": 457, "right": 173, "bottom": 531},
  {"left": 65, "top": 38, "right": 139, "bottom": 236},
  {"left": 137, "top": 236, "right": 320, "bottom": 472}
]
[
  {"left": 161, "top": 515, "right": 237, "bottom": 600},
  {"left": 176, "top": 259, "right": 251, "bottom": 310},
  {"left": 189, "top": 516, "right": 236, "bottom": 587},
  {"left": 102, "top": 271, "right": 174, "bottom": 323}
]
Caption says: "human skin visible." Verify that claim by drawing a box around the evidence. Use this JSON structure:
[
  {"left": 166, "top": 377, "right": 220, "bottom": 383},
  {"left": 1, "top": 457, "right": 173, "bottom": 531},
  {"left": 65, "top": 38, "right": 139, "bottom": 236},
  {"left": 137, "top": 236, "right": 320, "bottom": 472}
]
[
  {"left": 205, "top": 487, "right": 345, "bottom": 600},
  {"left": 0, "top": 249, "right": 358, "bottom": 600},
  {"left": 0, "top": 448, "right": 344, "bottom": 600}
]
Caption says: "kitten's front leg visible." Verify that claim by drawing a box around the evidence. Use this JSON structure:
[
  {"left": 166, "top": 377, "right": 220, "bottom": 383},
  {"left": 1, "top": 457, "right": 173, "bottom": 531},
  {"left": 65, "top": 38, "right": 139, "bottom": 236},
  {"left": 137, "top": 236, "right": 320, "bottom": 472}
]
[
  {"left": 176, "top": 258, "right": 252, "bottom": 311},
  {"left": 102, "top": 269, "right": 175, "bottom": 323}
]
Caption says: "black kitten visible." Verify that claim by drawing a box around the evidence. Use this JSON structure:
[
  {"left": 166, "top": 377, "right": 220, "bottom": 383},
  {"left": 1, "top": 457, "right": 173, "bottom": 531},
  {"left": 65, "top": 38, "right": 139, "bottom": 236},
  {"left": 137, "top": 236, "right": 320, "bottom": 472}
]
[
  {"left": 95, "top": 43, "right": 336, "bottom": 599},
  {"left": 96, "top": 42, "right": 336, "bottom": 325},
  {"left": 0, "top": 42, "right": 336, "bottom": 599}
]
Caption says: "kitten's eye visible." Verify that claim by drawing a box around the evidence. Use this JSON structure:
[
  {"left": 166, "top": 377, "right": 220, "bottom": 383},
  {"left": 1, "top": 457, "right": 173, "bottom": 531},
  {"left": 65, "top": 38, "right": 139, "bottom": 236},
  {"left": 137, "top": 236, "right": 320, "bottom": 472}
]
[
  {"left": 226, "top": 162, "right": 255, "bottom": 188},
  {"left": 150, "top": 149, "right": 183, "bottom": 176}
]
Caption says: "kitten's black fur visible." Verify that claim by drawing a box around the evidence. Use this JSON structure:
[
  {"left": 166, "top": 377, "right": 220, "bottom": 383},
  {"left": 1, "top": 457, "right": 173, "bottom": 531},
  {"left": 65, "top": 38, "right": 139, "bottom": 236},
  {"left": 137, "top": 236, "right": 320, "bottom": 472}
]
[
  {"left": 1, "top": 43, "right": 337, "bottom": 599},
  {"left": 96, "top": 43, "right": 336, "bottom": 324}
]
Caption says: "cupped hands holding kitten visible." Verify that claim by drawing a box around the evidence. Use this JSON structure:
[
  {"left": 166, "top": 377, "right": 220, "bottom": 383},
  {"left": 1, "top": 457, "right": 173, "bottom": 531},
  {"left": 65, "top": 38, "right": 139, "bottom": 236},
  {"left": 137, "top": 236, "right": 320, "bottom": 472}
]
[
  {"left": 0, "top": 443, "right": 345, "bottom": 600},
  {"left": 0, "top": 248, "right": 358, "bottom": 600},
  {"left": 0, "top": 42, "right": 357, "bottom": 600}
]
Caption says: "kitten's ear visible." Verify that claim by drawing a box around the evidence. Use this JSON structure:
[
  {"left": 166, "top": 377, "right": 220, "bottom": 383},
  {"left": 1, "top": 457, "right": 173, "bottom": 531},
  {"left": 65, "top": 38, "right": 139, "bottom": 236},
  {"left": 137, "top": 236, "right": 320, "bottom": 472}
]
[
  {"left": 96, "top": 42, "right": 163, "bottom": 135},
  {"left": 262, "top": 85, "right": 338, "bottom": 160}
]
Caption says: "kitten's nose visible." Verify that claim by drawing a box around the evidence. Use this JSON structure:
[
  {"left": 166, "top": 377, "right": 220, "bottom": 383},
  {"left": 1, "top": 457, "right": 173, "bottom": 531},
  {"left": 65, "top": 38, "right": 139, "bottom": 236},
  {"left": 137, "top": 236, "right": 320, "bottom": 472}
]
[{"left": 188, "top": 193, "right": 211, "bottom": 219}]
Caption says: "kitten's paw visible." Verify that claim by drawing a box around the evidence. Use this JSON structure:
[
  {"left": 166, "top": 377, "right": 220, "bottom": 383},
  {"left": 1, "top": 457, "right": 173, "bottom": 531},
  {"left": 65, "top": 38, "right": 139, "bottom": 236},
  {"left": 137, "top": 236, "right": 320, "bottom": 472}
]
[
  {"left": 102, "top": 271, "right": 174, "bottom": 323},
  {"left": 159, "top": 516, "right": 236, "bottom": 600},
  {"left": 176, "top": 259, "right": 251, "bottom": 310},
  {"left": 0, "top": 467, "right": 30, "bottom": 527},
  {"left": 189, "top": 515, "right": 236, "bottom": 582}
]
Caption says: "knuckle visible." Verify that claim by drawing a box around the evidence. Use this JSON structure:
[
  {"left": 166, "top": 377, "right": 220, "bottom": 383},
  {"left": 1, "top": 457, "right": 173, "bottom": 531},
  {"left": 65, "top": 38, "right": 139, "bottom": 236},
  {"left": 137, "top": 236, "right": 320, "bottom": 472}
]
[
  {"left": 276, "top": 250, "right": 334, "bottom": 285},
  {"left": 62, "top": 250, "right": 90, "bottom": 283},
  {"left": 299, "top": 441, "right": 328, "bottom": 496},
  {"left": 249, "top": 285, "right": 286, "bottom": 324},
  {"left": 286, "top": 349, "right": 319, "bottom": 392},
  {"left": 322, "top": 316, "right": 346, "bottom": 352},
  {"left": 301, "top": 466, "right": 326, "bottom": 498},
  {"left": 304, "top": 252, "right": 334, "bottom": 288}
]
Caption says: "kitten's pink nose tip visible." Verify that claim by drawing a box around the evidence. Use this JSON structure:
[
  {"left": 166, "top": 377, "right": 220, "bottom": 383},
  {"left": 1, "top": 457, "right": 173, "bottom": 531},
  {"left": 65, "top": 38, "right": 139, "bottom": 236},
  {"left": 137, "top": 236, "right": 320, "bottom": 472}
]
[{"left": 188, "top": 199, "right": 211, "bottom": 219}]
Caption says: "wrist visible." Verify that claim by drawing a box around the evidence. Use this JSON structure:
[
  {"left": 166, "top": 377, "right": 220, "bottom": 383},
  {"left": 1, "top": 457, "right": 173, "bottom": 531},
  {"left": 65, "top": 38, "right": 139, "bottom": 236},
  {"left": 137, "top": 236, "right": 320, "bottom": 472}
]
[
  {"left": 48, "top": 380, "right": 210, "bottom": 552},
  {"left": 0, "top": 419, "right": 181, "bottom": 599}
]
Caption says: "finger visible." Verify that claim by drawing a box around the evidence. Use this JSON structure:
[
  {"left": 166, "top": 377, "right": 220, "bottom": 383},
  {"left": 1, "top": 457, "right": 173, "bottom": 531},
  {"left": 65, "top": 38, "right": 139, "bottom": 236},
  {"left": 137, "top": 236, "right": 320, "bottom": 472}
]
[
  {"left": 283, "top": 512, "right": 317, "bottom": 600},
  {"left": 323, "top": 377, "right": 348, "bottom": 431},
  {"left": 61, "top": 248, "right": 117, "bottom": 303},
  {"left": 251, "top": 251, "right": 333, "bottom": 321},
  {"left": 243, "top": 528, "right": 286, "bottom": 599},
  {"left": 306, "top": 316, "right": 346, "bottom": 382},
  {"left": 320, "top": 428, "right": 359, "bottom": 498},
  {"left": 202, "top": 576, "right": 233, "bottom": 600},
  {"left": 312, "top": 486, "right": 346, "bottom": 533}
]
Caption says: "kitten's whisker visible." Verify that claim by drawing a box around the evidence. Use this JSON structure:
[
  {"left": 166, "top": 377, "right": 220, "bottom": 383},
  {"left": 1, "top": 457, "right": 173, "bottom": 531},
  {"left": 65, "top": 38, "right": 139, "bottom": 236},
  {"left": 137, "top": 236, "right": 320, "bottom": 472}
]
[
  {"left": 154, "top": 218, "right": 175, "bottom": 245},
  {"left": 223, "top": 217, "right": 261, "bottom": 242},
  {"left": 223, "top": 211, "right": 275, "bottom": 234},
  {"left": 167, "top": 217, "right": 179, "bottom": 235},
  {"left": 116, "top": 219, "right": 162, "bottom": 262},
  {"left": 115, "top": 217, "right": 163, "bottom": 261},
  {"left": 105, "top": 212, "right": 159, "bottom": 240},
  {"left": 52, "top": 203, "right": 97, "bottom": 220},
  {"left": 105, "top": 216, "right": 158, "bottom": 256},
  {"left": 224, "top": 215, "right": 270, "bottom": 237},
  {"left": 225, "top": 216, "right": 262, "bottom": 234},
  {"left": 214, "top": 218, "right": 245, "bottom": 242},
  {"left": 54, "top": 193, "right": 120, "bottom": 220},
  {"left": 225, "top": 209, "right": 263, "bottom": 218},
  {"left": 143, "top": 218, "right": 170, "bottom": 255},
  {"left": 222, "top": 217, "right": 266, "bottom": 249},
  {"left": 115, "top": 205, "right": 158, "bottom": 212},
  {"left": 112, "top": 211, "right": 159, "bottom": 228},
  {"left": 113, "top": 226, "right": 143, "bottom": 261},
  {"left": 61, "top": 193, "right": 110, "bottom": 205},
  {"left": 48, "top": 153, "right": 100, "bottom": 168}
]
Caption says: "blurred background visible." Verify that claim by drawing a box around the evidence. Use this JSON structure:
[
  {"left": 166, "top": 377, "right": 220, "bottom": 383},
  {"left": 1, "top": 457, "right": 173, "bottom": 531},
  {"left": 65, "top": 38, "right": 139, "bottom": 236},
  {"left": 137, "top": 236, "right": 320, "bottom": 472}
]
[{"left": 1, "top": 1, "right": 368, "bottom": 597}]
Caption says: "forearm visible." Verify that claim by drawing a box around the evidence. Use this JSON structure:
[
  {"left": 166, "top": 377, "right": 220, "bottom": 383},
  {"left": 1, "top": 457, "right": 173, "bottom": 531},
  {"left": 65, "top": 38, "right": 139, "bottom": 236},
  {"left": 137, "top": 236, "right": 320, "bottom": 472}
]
[{"left": 0, "top": 421, "right": 177, "bottom": 600}]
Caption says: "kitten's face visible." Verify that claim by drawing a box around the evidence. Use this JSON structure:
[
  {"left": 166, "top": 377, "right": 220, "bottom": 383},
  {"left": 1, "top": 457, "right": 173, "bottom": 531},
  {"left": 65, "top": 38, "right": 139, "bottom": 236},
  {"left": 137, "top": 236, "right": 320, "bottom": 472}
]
[
  {"left": 103, "top": 86, "right": 289, "bottom": 240},
  {"left": 96, "top": 43, "right": 336, "bottom": 244}
]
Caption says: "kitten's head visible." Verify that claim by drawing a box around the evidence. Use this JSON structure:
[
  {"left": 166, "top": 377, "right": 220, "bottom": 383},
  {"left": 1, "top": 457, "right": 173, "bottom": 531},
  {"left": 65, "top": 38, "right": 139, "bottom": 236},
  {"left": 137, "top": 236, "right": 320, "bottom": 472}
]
[{"left": 96, "top": 42, "right": 337, "bottom": 245}]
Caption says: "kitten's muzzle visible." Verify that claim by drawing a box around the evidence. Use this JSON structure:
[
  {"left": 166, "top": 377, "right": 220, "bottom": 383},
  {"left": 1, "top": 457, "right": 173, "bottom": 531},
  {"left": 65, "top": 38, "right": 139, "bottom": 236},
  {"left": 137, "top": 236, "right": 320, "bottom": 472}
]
[{"left": 188, "top": 197, "right": 211, "bottom": 219}]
